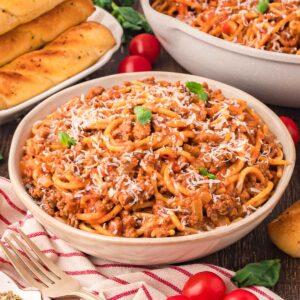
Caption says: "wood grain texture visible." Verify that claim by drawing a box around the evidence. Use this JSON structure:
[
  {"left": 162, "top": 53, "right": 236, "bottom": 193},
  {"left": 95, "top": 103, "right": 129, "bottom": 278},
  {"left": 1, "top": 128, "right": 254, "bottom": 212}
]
[{"left": 0, "top": 48, "right": 299, "bottom": 300}]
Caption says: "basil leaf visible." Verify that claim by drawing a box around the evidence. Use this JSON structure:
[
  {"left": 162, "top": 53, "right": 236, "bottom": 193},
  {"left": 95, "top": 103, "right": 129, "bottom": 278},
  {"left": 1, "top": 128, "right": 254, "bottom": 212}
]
[
  {"left": 256, "top": 0, "right": 269, "bottom": 14},
  {"left": 58, "top": 132, "right": 77, "bottom": 148},
  {"left": 231, "top": 259, "right": 281, "bottom": 288},
  {"left": 198, "top": 168, "right": 217, "bottom": 179},
  {"left": 122, "top": 20, "right": 143, "bottom": 31},
  {"left": 120, "top": 7, "right": 151, "bottom": 31},
  {"left": 93, "top": 0, "right": 134, "bottom": 9},
  {"left": 122, "top": 0, "right": 135, "bottom": 6},
  {"left": 186, "top": 81, "right": 202, "bottom": 94},
  {"left": 0, "top": 153, "right": 3, "bottom": 161},
  {"left": 111, "top": 3, "right": 152, "bottom": 42},
  {"left": 93, "top": 0, "right": 112, "bottom": 10},
  {"left": 118, "top": 7, "right": 142, "bottom": 24},
  {"left": 186, "top": 81, "right": 209, "bottom": 102},
  {"left": 93, "top": 1, "right": 152, "bottom": 42},
  {"left": 134, "top": 106, "right": 152, "bottom": 125},
  {"left": 198, "top": 90, "right": 209, "bottom": 102}
]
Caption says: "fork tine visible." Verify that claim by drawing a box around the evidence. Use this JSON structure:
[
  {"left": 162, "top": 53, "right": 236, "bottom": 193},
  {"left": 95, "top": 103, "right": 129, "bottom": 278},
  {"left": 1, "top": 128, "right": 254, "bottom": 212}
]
[
  {"left": 11, "top": 233, "right": 59, "bottom": 282},
  {"left": 0, "top": 240, "right": 45, "bottom": 289},
  {"left": 18, "top": 230, "right": 66, "bottom": 278},
  {"left": 4, "top": 237, "right": 53, "bottom": 287}
]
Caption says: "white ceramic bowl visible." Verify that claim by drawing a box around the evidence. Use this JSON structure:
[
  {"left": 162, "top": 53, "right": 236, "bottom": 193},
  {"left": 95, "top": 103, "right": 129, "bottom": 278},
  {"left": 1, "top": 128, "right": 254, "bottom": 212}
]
[
  {"left": 141, "top": 0, "right": 300, "bottom": 108},
  {"left": 0, "top": 6, "right": 123, "bottom": 125},
  {"left": 9, "top": 72, "right": 295, "bottom": 265}
]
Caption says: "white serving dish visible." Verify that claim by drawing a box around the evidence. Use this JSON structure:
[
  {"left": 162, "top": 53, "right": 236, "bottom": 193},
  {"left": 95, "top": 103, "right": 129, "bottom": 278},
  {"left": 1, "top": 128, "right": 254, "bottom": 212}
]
[
  {"left": 141, "top": 0, "right": 300, "bottom": 108},
  {"left": 9, "top": 72, "right": 295, "bottom": 265},
  {"left": 0, "top": 7, "right": 122, "bottom": 125}
]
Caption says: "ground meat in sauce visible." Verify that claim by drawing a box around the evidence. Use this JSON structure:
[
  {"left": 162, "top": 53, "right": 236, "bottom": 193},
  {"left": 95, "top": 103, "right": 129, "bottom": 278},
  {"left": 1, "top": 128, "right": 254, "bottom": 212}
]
[
  {"left": 152, "top": 0, "right": 300, "bottom": 55},
  {"left": 20, "top": 77, "right": 286, "bottom": 237}
]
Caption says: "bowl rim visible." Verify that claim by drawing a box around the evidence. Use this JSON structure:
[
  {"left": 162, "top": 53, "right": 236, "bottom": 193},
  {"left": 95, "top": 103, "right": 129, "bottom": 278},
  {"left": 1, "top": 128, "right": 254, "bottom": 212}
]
[
  {"left": 141, "top": 0, "right": 300, "bottom": 64},
  {"left": 9, "top": 71, "right": 296, "bottom": 245}
]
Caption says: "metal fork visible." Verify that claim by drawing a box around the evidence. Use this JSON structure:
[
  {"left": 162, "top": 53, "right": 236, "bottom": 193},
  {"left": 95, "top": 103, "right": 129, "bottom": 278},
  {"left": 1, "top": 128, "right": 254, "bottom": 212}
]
[{"left": 0, "top": 230, "right": 105, "bottom": 300}]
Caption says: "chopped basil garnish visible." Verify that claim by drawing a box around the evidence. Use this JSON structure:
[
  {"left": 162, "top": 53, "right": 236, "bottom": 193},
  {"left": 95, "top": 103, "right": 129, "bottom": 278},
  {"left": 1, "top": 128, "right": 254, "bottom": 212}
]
[
  {"left": 198, "top": 168, "right": 217, "bottom": 179},
  {"left": 256, "top": 0, "right": 269, "bottom": 14},
  {"left": 58, "top": 132, "right": 77, "bottom": 148},
  {"left": 231, "top": 259, "right": 281, "bottom": 288},
  {"left": 0, "top": 153, "right": 3, "bottom": 161},
  {"left": 134, "top": 106, "right": 152, "bottom": 125},
  {"left": 186, "top": 81, "right": 209, "bottom": 102}
]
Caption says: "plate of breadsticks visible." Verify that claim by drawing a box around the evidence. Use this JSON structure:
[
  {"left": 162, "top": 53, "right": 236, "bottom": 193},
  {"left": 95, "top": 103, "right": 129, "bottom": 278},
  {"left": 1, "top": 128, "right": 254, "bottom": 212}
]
[{"left": 0, "top": 0, "right": 122, "bottom": 125}]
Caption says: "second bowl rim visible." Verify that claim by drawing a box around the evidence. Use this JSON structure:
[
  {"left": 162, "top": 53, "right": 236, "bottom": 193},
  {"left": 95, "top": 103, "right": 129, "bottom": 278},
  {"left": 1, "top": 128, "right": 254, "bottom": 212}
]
[{"left": 142, "top": 0, "right": 300, "bottom": 64}]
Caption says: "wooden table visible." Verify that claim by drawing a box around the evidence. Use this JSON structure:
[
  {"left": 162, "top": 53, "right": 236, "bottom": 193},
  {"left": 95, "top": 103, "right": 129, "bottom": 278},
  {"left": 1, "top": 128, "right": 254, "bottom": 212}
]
[{"left": 0, "top": 48, "right": 299, "bottom": 299}]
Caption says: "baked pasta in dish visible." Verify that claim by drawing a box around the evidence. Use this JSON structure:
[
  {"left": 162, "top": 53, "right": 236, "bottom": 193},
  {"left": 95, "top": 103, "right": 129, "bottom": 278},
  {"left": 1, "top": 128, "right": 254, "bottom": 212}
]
[
  {"left": 152, "top": 0, "right": 300, "bottom": 54},
  {"left": 20, "top": 77, "right": 288, "bottom": 237}
]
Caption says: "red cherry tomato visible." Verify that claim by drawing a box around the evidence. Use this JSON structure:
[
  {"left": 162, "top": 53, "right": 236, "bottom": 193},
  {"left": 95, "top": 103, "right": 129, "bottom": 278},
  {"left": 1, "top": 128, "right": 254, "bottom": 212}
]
[
  {"left": 118, "top": 55, "right": 152, "bottom": 73},
  {"left": 279, "top": 116, "right": 299, "bottom": 144},
  {"left": 224, "top": 289, "right": 259, "bottom": 300},
  {"left": 182, "top": 271, "right": 226, "bottom": 300},
  {"left": 129, "top": 33, "right": 161, "bottom": 64},
  {"left": 166, "top": 296, "right": 189, "bottom": 300}
]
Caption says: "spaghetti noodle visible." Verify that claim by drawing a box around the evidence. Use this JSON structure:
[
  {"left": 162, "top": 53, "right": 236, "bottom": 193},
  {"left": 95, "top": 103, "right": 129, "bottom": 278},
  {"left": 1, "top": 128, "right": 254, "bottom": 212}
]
[
  {"left": 20, "top": 77, "right": 287, "bottom": 237},
  {"left": 152, "top": 0, "right": 300, "bottom": 54}
]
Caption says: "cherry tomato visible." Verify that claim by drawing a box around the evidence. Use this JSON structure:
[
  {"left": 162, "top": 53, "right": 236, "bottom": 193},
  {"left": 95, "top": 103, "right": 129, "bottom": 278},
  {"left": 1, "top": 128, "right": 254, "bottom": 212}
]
[
  {"left": 129, "top": 33, "right": 161, "bottom": 64},
  {"left": 279, "top": 116, "right": 299, "bottom": 144},
  {"left": 182, "top": 271, "right": 226, "bottom": 300},
  {"left": 118, "top": 55, "right": 152, "bottom": 73},
  {"left": 166, "top": 296, "right": 189, "bottom": 300},
  {"left": 224, "top": 289, "right": 259, "bottom": 300}
]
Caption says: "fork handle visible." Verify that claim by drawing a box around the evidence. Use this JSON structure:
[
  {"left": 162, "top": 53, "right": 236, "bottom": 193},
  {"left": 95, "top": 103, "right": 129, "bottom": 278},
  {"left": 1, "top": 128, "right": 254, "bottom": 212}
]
[{"left": 71, "top": 288, "right": 106, "bottom": 300}]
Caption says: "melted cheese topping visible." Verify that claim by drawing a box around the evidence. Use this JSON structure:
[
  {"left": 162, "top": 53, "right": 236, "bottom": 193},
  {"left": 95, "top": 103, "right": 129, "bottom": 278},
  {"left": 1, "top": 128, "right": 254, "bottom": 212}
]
[
  {"left": 20, "top": 77, "right": 286, "bottom": 237},
  {"left": 152, "top": 0, "right": 300, "bottom": 54}
]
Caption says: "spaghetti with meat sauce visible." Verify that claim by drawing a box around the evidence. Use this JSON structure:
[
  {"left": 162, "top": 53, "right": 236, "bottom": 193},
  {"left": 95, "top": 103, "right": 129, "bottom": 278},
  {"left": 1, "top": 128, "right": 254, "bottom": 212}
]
[
  {"left": 152, "top": 0, "right": 300, "bottom": 54},
  {"left": 20, "top": 77, "right": 288, "bottom": 237}
]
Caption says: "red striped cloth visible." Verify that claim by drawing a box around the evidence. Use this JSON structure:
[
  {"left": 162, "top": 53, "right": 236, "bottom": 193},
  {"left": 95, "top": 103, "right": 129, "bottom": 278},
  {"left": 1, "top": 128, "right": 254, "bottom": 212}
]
[{"left": 0, "top": 177, "right": 282, "bottom": 300}]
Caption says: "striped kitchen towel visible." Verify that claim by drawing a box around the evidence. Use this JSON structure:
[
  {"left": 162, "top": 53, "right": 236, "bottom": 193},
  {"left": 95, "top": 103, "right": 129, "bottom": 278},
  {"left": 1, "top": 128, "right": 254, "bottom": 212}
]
[{"left": 0, "top": 177, "right": 283, "bottom": 300}]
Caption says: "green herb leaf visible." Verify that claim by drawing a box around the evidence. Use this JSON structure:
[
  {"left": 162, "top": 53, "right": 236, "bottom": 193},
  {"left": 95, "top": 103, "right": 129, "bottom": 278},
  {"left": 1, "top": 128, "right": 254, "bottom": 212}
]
[
  {"left": 134, "top": 106, "right": 152, "bottom": 125},
  {"left": 93, "top": 0, "right": 134, "bottom": 9},
  {"left": 58, "top": 132, "right": 77, "bottom": 148},
  {"left": 111, "top": 3, "right": 152, "bottom": 42},
  {"left": 0, "top": 153, "right": 3, "bottom": 161},
  {"left": 256, "top": 0, "right": 269, "bottom": 14},
  {"left": 186, "top": 81, "right": 209, "bottom": 102},
  {"left": 122, "top": 0, "right": 135, "bottom": 5},
  {"left": 93, "top": 1, "right": 152, "bottom": 42},
  {"left": 93, "top": 0, "right": 112, "bottom": 10},
  {"left": 231, "top": 259, "right": 281, "bottom": 288},
  {"left": 198, "top": 168, "right": 217, "bottom": 179}
]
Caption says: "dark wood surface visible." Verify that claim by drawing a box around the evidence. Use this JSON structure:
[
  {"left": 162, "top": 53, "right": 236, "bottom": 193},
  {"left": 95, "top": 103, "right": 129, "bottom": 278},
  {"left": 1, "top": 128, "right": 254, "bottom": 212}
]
[{"left": 0, "top": 47, "right": 299, "bottom": 300}]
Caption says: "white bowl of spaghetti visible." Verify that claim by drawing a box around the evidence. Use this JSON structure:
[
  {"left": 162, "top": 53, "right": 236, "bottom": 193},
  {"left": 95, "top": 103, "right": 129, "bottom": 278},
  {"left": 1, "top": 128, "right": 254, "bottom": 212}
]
[
  {"left": 142, "top": 0, "right": 300, "bottom": 107},
  {"left": 9, "top": 72, "right": 295, "bottom": 265}
]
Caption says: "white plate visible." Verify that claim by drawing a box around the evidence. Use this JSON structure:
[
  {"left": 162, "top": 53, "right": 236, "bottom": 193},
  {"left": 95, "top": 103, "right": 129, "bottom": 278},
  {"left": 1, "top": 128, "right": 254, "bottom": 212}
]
[{"left": 0, "top": 7, "right": 123, "bottom": 125}]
